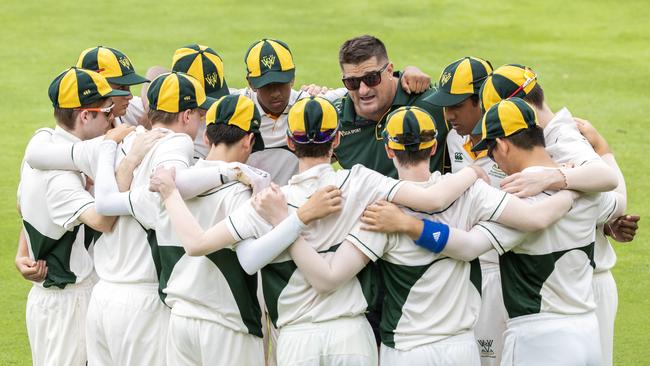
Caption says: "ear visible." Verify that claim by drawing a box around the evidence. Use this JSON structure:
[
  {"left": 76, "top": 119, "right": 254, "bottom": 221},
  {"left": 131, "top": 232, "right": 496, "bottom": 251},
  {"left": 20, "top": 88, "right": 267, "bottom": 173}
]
[
  {"left": 331, "top": 131, "right": 341, "bottom": 149},
  {"left": 243, "top": 133, "right": 255, "bottom": 150},
  {"left": 203, "top": 129, "right": 210, "bottom": 147},
  {"left": 289, "top": 78, "right": 295, "bottom": 88},
  {"left": 429, "top": 141, "right": 438, "bottom": 157},
  {"left": 247, "top": 78, "right": 257, "bottom": 92},
  {"left": 178, "top": 109, "right": 192, "bottom": 126},
  {"left": 496, "top": 137, "right": 508, "bottom": 154},
  {"left": 78, "top": 110, "right": 91, "bottom": 127},
  {"left": 384, "top": 145, "right": 395, "bottom": 159},
  {"left": 286, "top": 136, "right": 296, "bottom": 152},
  {"left": 386, "top": 62, "right": 394, "bottom": 76}
]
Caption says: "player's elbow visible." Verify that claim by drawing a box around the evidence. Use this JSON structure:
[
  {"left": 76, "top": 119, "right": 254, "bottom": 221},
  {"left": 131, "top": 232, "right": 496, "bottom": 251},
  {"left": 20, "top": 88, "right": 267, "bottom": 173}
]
[
  {"left": 92, "top": 217, "right": 116, "bottom": 233},
  {"left": 184, "top": 246, "right": 205, "bottom": 257}
]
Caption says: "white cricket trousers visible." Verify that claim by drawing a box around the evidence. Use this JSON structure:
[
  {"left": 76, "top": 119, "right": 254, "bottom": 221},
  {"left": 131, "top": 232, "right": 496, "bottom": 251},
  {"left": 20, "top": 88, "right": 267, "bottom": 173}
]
[
  {"left": 380, "top": 331, "right": 480, "bottom": 366},
  {"left": 474, "top": 264, "right": 507, "bottom": 366},
  {"left": 85, "top": 280, "right": 169, "bottom": 366},
  {"left": 166, "top": 313, "right": 264, "bottom": 365},
  {"left": 276, "top": 316, "right": 377, "bottom": 366},
  {"left": 501, "top": 312, "right": 602, "bottom": 366},
  {"left": 593, "top": 270, "right": 617, "bottom": 366},
  {"left": 26, "top": 275, "right": 96, "bottom": 366}
]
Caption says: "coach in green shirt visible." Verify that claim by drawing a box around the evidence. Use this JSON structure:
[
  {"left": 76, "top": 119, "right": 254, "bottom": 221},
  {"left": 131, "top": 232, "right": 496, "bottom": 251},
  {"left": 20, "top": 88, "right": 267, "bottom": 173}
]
[{"left": 334, "top": 35, "right": 449, "bottom": 178}]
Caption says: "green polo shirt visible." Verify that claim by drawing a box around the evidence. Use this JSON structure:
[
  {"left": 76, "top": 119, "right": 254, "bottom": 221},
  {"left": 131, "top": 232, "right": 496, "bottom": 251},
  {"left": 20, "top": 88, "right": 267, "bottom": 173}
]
[{"left": 333, "top": 75, "right": 449, "bottom": 178}]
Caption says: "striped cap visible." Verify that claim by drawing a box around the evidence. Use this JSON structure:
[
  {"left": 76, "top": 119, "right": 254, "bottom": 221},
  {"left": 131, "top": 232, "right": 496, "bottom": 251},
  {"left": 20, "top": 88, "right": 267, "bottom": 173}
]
[
  {"left": 146, "top": 72, "right": 216, "bottom": 113},
  {"left": 172, "top": 44, "right": 229, "bottom": 99},
  {"left": 76, "top": 46, "right": 148, "bottom": 86},
  {"left": 287, "top": 96, "right": 338, "bottom": 135},
  {"left": 48, "top": 67, "right": 130, "bottom": 108},
  {"left": 206, "top": 95, "right": 264, "bottom": 152},
  {"left": 245, "top": 39, "right": 295, "bottom": 88},
  {"left": 472, "top": 97, "right": 538, "bottom": 152},
  {"left": 383, "top": 106, "right": 437, "bottom": 151},
  {"left": 480, "top": 64, "right": 538, "bottom": 113},
  {"left": 425, "top": 57, "right": 493, "bottom": 107}
]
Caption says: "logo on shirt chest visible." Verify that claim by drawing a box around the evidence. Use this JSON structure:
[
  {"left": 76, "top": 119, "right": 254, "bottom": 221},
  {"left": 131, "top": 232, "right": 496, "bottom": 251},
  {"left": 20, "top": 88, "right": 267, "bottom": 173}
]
[
  {"left": 454, "top": 152, "right": 463, "bottom": 162},
  {"left": 340, "top": 128, "right": 361, "bottom": 137}
]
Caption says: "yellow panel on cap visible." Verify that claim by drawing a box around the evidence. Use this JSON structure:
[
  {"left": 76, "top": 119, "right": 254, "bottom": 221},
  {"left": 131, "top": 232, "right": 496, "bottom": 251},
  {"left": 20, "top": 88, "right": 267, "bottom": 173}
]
[
  {"left": 157, "top": 74, "right": 181, "bottom": 113},
  {"left": 288, "top": 98, "right": 308, "bottom": 133},
  {"left": 319, "top": 99, "right": 338, "bottom": 130},
  {"left": 481, "top": 77, "right": 501, "bottom": 111},
  {"left": 58, "top": 69, "right": 81, "bottom": 108},
  {"left": 410, "top": 107, "right": 436, "bottom": 131},
  {"left": 498, "top": 100, "right": 528, "bottom": 136},
  {"left": 205, "top": 96, "right": 221, "bottom": 125},
  {"left": 385, "top": 109, "right": 407, "bottom": 150},
  {"left": 172, "top": 47, "right": 199, "bottom": 66},
  {"left": 186, "top": 56, "right": 206, "bottom": 89},
  {"left": 268, "top": 40, "right": 295, "bottom": 71},
  {"left": 231, "top": 96, "right": 255, "bottom": 131},
  {"left": 98, "top": 47, "right": 122, "bottom": 78},
  {"left": 246, "top": 41, "right": 264, "bottom": 77},
  {"left": 450, "top": 58, "right": 473, "bottom": 95},
  {"left": 82, "top": 69, "right": 114, "bottom": 97}
]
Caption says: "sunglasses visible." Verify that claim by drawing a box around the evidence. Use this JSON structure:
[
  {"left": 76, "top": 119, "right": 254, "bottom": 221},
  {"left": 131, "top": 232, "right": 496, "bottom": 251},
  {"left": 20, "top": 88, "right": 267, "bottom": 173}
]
[
  {"left": 287, "top": 128, "right": 338, "bottom": 144},
  {"left": 507, "top": 70, "right": 537, "bottom": 99},
  {"left": 74, "top": 103, "right": 115, "bottom": 118},
  {"left": 341, "top": 63, "right": 389, "bottom": 91}
]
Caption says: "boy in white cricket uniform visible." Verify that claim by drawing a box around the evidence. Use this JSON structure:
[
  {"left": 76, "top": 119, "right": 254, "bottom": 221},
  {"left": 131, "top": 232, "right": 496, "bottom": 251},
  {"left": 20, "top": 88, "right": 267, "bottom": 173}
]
[
  {"left": 76, "top": 46, "right": 149, "bottom": 127},
  {"left": 19, "top": 67, "right": 129, "bottom": 366}
]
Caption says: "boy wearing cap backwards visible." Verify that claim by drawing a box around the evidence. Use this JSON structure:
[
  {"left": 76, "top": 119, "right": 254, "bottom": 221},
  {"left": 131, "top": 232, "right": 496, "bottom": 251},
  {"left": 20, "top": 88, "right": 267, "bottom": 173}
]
[
  {"left": 479, "top": 65, "right": 635, "bottom": 366},
  {"left": 427, "top": 59, "right": 634, "bottom": 366},
  {"left": 370, "top": 98, "right": 625, "bottom": 366},
  {"left": 252, "top": 104, "right": 589, "bottom": 365},
  {"left": 18, "top": 67, "right": 132, "bottom": 366},
  {"left": 76, "top": 46, "right": 149, "bottom": 126},
  {"left": 148, "top": 96, "right": 579, "bottom": 365}
]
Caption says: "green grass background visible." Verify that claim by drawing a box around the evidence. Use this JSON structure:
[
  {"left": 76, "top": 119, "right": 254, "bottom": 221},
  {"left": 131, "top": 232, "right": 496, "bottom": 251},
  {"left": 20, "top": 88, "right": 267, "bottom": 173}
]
[{"left": 1, "top": 0, "right": 648, "bottom": 364}]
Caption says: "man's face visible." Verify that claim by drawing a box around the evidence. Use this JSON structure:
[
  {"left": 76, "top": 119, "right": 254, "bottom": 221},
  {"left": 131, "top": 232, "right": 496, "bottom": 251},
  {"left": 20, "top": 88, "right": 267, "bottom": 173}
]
[
  {"left": 443, "top": 97, "right": 483, "bottom": 136},
  {"left": 341, "top": 56, "right": 396, "bottom": 121},
  {"left": 255, "top": 81, "right": 293, "bottom": 116},
  {"left": 109, "top": 83, "right": 133, "bottom": 117},
  {"left": 83, "top": 99, "right": 113, "bottom": 139}
]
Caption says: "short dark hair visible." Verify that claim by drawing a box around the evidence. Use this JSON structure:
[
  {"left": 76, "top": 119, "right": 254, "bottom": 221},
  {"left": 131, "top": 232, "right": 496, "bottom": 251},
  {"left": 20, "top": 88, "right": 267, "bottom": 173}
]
[
  {"left": 292, "top": 141, "right": 333, "bottom": 158},
  {"left": 523, "top": 83, "right": 544, "bottom": 109},
  {"left": 205, "top": 123, "right": 249, "bottom": 147},
  {"left": 53, "top": 98, "right": 107, "bottom": 130},
  {"left": 393, "top": 147, "right": 433, "bottom": 167},
  {"left": 148, "top": 109, "right": 180, "bottom": 126},
  {"left": 503, "top": 125, "right": 545, "bottom": 149},
  {"left": 339, "top": 35, "right": 389, "bottom": 67},
  {"left": 469, "top": 94, "right": 480, "bottom": 106}
]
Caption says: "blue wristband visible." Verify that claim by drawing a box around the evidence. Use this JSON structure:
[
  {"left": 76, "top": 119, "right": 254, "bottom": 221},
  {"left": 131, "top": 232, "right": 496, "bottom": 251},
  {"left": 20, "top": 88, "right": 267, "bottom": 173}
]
[{"left": 414, "top": 219, "right": 450, "bottom": 254}]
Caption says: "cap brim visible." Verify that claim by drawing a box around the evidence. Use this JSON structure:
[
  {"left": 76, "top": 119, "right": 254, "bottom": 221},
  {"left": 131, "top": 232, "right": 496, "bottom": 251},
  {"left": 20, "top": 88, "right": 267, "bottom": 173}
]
[
  {"left": 252, "top": 132, "right": 265, "bottom": 152},
  {"left": 199, "top": 96, "right": 218, "bottom": 110},
  {"left": 424, "top": 90, "right": 472, "bottom": 107},
  {"left": 248, "top": 69, "right": 295, "bottom": 89},
  {"left": 471, "top": 119, "right": 484, "bottom": 135},
  {"left": 471, "top": 139, "right": 488, "bottom": 152},
  {"left": 105, "top": 89, "right": 131, "bottom": 97},
  {"left": 107, "top": 72, "right": 149, "bottom": 86}
]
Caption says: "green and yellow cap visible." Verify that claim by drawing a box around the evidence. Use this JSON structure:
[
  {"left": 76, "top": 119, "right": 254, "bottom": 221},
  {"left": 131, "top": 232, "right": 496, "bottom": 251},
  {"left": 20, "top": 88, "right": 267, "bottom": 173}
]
[
  {"left": 206, "top": 94, "right": 264, "bottom": 152},
  {"left": 425, "top": 57, "right": 493, "bottom": 107},
  {"left": 48, "top": 67, "right": 130, "bottom": 108},
  {"left": 172, "top": 44, "right": 229, "bottom": 99},
  {"left": 480, "top": 64, "right": 538, "bottom": 113},
  {"left": 76, "top": 46, "right": 148, "bottom": 86},
  {"left": 383, "top": 106, "right": 437, "bottom": 151},
  {"left": 287, "top": 96, "right": 338, "bottom": 143},
  {"left": 245, "top": 39, "right": 295, "bottom": 89},
  {"left": 472, "top": 97, "right": 537, "bottom": 152},
  {"left": 146, "top": 72, "right": 216, "bottom": 113}
]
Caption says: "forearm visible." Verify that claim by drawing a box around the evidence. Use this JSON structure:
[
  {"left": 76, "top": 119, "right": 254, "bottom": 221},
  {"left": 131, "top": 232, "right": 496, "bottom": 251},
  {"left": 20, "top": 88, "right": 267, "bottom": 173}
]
[
  {"left": 602, "top": 153, "right": 627, "bottom": 212},
  {"left": 115, "top": 156, "right": 139, "bottom": 192},
  {"left": 544, "top": 162, "right": 617, "bottom": 193},
  {"left": 497, "top": 190, "right": 574, "bottom": 232},
  {"left": 235, "top": 213, "right": 306, "bottom": 275},
  {"left": 16, "top": 229, "right": 28, "bottom": 258},
  {"left": 94, "top": 141, "right": 132, "bottom": 216},
  {"left": 393, "top": 167, "right": 477, "bottom": 211},
  {"left": 442, "top": 227, "right": 494, "bottom": 262},
  {"left": 175, "top": 167, "right": 228, "bottom": 199},
  {"left": 163, "top": 189, "right": 236, "bottom": 256}
]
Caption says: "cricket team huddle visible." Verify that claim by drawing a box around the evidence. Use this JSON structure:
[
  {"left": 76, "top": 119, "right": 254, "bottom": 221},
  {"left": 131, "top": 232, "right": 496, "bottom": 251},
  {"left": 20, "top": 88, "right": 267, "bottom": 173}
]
[{"left": 16, "top": 34, "right": 641, "bottom": 366}]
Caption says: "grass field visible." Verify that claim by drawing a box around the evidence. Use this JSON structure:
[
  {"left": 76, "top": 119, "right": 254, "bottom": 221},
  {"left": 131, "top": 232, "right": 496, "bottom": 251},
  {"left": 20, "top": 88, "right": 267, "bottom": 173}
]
[{"left": 1, "top": 0, "right": 648, "bottom": 364}]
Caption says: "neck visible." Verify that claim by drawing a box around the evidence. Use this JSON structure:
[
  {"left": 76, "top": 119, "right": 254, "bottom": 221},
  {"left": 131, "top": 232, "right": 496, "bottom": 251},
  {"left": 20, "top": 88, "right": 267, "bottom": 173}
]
[
  {"left": 205, "top": 144, "right": 243, "bottom": 163},
  {"left": 395, "top": 159, "right": 431, "bottom": 182},
  {"left": 59, "top": 123, "right": 85, "bottom": 140},
  {"left": 469, "top": 134, "right": 482, "bottom": 146},
  {"left": 152, "top": 121, "right": 183, "bottom": 134},
  {"left": 533, "top": 102, "right": 555, "bottom": 128},
  {"left": 511, "top": 146, "right": 558, "bottom": 173},
  {"left": 298, "top": 156, "right": 332, "bottom": 173}
]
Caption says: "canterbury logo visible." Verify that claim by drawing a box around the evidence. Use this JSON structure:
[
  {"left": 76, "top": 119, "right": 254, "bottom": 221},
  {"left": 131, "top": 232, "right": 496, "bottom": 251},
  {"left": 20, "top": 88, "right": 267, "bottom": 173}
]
[
  {"left": 260, "top": 54, "right": 276, "bottom": 69},
  {"left": 440, "top": 72, "right": 452, "bottom": 86},
  {"left": 83, "top": 89, "right": 92, "bottom": 96},
  {"left": 118, "top": 57, "right": 132, "bottom": 68},
  {"left": 205, "top": 72, "right": 219, "bottom": 88},
  {"left": 454, "top": 152, "right": 463, "bottom": 162}
]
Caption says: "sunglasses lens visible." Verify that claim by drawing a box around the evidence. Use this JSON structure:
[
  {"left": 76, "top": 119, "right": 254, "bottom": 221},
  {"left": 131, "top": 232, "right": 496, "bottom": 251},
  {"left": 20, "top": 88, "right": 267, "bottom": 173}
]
[
  {"left": 343, "top": 78, "right": 361, "bottom": 91},
  {"left": 361, "top": 71, "right": 382, "bottom": 87}
]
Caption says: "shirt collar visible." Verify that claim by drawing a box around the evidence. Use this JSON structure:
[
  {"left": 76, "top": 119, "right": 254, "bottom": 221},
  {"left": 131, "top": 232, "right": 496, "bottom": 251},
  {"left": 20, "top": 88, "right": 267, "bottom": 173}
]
[{"left": 288, "top": 163, "right": 334, "bottom": 185}]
